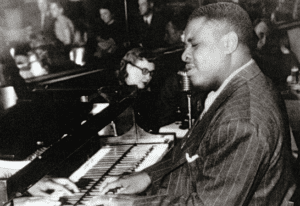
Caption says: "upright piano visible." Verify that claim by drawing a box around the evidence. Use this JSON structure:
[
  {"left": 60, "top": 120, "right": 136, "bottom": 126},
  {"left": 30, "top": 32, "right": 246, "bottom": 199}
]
[{"left": 0, "top": 86, "right": 175, "bottom": 206}]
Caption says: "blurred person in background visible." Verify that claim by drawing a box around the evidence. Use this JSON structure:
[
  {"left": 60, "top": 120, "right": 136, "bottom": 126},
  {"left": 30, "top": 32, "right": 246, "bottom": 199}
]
[
  {"left": 131, "top": 0, "right": 167, "bottom": 49},
  {"left": 253, "top": 18, "right": 271, "bottom": 50},
  {"left": 93, "top": 0, "right": 126, "bottom": 61},
  {"left": 23, "top": 0, "right": 56, "bottom": 41},
  {"left": 50, "top": 1, "right": 74, "bottom": 50},
  {"left": 252, "top": 18, "right": 300, "bottom": 88}
]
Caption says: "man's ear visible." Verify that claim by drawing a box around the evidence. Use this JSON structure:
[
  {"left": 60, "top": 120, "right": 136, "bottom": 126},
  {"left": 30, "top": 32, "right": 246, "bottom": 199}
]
[{"left": 222, "top": 31, "right": 238, "bottom": 54}]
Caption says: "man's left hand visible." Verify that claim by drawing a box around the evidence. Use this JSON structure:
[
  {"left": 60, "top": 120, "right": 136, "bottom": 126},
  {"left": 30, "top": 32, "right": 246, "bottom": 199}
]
[{"left": 28, "top": 177, "right": 79, "bottom": 198}]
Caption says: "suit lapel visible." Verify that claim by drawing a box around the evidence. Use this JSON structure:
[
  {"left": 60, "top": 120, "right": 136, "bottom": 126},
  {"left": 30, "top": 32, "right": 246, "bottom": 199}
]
[{"left": 172, "top": 62, "right": 262, "bottom": 168}]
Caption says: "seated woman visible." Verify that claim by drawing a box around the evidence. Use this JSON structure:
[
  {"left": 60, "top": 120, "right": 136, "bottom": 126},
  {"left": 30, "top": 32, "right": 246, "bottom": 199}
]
[
  {"left": 115, "top": 48, "right": 158, "bottom": 132},
  {"left": 89, "top": 47, "right": 160, "bottom": 133},
  {"left": 252, "top": 18, "right": 300, "bottom": 88},
  {"left": 93, "top": 1, "right": 126, "bottom": 62},
  {"left": 253, "top": 18, "right": 271, "bottom": 51}
]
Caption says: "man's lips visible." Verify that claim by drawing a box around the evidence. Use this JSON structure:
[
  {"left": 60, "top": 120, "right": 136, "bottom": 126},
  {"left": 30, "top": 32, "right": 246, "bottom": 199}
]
[{"left": 185, "top": 64, "right": 196, "bottom": 75}]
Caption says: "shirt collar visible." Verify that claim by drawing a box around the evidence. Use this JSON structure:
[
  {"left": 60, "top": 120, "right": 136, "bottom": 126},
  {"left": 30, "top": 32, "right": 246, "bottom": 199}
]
[
  {"left": 203, "top": 59, "right": 254, "bottom": 113},
  {"left": 143, "top": 13, "right": 153, "bottom": 25}
]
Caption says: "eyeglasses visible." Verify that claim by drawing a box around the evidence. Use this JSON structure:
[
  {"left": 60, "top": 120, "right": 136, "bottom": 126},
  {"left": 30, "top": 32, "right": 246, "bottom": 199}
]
[{"left": 126, "top": 61, "right": 154, "bottom": 76}]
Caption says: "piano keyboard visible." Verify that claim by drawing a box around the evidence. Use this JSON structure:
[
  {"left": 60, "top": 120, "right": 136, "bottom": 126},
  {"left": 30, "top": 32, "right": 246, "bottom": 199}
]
[{"left": 62, "top": 143, "right": 169, "bottom": 205}]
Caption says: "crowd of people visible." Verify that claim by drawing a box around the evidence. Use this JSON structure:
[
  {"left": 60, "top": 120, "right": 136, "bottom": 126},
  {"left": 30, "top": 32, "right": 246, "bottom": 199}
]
[
  {"left": 2, "top": 0, "right": 298, "bottom": 87},
  {"left": 0, "top": 0, "right": 300, "bottom": 205}
]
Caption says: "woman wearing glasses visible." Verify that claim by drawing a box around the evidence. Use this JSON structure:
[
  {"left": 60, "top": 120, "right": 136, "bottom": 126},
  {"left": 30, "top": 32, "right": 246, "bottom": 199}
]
[
  {"left": 117, "top": 47, "right": 155, "bottom": 90},
  {"left": 92, "top": 47, "right": 171, "bottom": 133},
  {"left": 116, "top": 47, "right": 159, "bottom": 133}
]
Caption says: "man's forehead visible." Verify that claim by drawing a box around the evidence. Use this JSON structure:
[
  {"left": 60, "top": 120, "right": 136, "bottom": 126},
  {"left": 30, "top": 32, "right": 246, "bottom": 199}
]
[
  {"left": 183, "top": 18, "right": 209, "bottom": 40},
  {"left": 183, "top": 18, "right": 228, "bottom": 41},
  {"left": 187, "top": 17, "right": 207, "bottom": 31}
]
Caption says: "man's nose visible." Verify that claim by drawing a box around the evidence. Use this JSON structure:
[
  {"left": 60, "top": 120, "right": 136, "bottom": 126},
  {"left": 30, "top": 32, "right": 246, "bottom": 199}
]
[
  {"left": 181, "top": 48, "right": 190, "bottom": 62},
  {"left": 143, "top": 73, "right": 151, "bottom": 81}
]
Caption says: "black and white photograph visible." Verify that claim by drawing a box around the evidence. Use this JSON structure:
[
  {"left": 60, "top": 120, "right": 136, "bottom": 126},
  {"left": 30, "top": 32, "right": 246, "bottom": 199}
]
[{"left": 0, "top": 0, "right": 300, "bottom": 205}]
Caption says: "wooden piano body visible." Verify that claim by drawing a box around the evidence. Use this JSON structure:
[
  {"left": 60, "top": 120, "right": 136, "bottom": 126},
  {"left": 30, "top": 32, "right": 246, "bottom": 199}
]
[{"left": 0, "top": 87, "right": 175, "bottom": 206}]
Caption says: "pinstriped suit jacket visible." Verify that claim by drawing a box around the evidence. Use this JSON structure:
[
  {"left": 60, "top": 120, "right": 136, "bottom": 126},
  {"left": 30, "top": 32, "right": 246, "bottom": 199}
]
[{"left": 132, "top": 62, "right": 296, "bottom": 206}]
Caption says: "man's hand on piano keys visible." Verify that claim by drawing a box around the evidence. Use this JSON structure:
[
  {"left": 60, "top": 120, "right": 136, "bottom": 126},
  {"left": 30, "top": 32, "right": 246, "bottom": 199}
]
[
  {"left": 27, "top": 177, "right": 80, "bottom": 198},
  {"left": 99, "top": 172, "right": 151, "bottom": 195}
]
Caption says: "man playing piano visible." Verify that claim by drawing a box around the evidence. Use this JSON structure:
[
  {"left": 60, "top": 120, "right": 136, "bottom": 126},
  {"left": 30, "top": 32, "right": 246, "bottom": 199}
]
[{"left": 89, "top": 2, "right": 297, "bottom": 206}]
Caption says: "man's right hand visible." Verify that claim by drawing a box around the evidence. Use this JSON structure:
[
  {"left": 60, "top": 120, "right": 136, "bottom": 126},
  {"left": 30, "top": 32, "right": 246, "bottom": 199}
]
[{"left": 99, "top": 172, "right": 151, "bottom": 195}]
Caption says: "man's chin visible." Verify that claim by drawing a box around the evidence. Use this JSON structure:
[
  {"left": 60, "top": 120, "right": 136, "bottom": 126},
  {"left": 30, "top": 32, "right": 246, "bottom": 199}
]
[
  {"left": 137, "top": 85, "right": 146, "bottom": 90},
  {"left": 189, "top": 80, "right": 209, "bottom": 92}
]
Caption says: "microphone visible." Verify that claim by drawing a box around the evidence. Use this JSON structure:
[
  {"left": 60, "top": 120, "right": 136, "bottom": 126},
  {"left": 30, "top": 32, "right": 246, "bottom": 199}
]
[{"left": 178, "top": 71, "right": 191, "bottom": 92}]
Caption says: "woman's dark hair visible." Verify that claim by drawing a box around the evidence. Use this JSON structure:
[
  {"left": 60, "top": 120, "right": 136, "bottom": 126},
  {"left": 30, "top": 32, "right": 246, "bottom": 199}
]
[
  {"left": 117, "top": 47, "right": 156, "bottom": 85},
  {"left": 99, "top": 0, "right": 116, "bottom": 16}
]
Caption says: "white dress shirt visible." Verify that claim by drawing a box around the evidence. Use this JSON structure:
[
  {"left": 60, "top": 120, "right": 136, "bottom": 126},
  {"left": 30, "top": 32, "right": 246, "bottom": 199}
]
[
  {"left": 143, "top": 13, "right": 153, "bottom": 25},
  {"left": 201, "top": 59, "right": 254, "bottom": 118}
]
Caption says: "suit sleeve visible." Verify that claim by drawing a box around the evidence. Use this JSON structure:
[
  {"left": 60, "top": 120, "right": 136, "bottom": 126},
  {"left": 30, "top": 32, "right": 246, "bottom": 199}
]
[
  {"left": 142, "top": 145, "right": 174, "bottom": 187},
  {"left": 131, "top": 120, "right": 272, "bottom": 206}
]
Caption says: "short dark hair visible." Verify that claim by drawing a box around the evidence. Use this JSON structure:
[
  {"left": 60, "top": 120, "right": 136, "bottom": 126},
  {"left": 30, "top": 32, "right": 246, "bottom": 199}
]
[
  {"left": 50, "top": 0, "right": 63, "bottom": 9},
  {"left": 117, "top": 47, "right": 156, "bottom": 85},
  {"left": 99, "top": 0, "right": 116, "bottom": 15},
  {"left": 189, "top": 2, "right": 253, "bottom": 48}
]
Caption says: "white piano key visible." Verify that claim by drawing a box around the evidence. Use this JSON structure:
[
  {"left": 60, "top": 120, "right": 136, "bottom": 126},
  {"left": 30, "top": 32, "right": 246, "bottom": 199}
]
[{"left": 69, "top": 146, "right": 112, "bottom": 182}]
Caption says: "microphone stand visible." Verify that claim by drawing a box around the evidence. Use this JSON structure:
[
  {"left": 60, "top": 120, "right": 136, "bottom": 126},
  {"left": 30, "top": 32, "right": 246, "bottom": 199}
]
[
  {"left": 178, "top": 71, "right": 192, "bottom": 129},
  {"left": 187, "top": 93, "right": 192, "bottom": 129}
]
